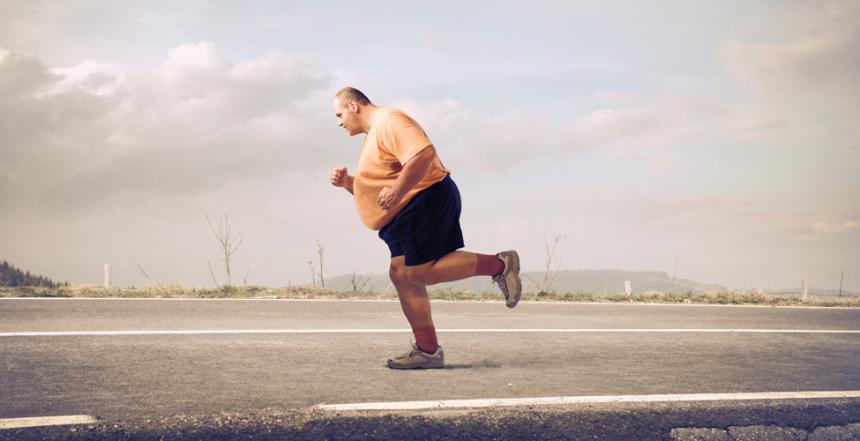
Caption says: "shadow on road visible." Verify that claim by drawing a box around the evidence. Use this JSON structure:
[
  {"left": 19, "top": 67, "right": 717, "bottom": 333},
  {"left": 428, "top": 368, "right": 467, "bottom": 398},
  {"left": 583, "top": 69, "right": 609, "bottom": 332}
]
[{"left": 445, "top": 360, "right": 502, "bottom": 369}]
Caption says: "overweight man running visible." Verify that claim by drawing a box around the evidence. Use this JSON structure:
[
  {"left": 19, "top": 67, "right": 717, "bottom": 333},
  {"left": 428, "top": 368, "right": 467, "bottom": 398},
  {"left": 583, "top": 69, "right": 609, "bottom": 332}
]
[{"left": 329, "top": 87, "right": 521, "bottom": 370}]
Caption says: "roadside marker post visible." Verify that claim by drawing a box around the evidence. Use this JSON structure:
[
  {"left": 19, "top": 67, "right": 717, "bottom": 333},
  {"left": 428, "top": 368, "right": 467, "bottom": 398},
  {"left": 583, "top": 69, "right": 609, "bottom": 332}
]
[{"left": 104, "top": 263, "right": 111, "bottom": 289}]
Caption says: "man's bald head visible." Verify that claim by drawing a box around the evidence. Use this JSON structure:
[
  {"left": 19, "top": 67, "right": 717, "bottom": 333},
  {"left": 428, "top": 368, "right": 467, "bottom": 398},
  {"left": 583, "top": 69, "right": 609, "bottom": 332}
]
[
  {"left": 334, "top": 87, "right": 376, "bottom": 136},
  {"left": 335, "top": 87, "right": 372, "bottom": 107}
]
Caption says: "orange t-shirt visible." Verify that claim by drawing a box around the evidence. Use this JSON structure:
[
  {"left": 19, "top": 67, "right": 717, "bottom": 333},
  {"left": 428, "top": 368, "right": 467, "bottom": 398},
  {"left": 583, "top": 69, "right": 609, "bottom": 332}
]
[{"left": 354, "top": 108, "right": 449, "bottom": 230}]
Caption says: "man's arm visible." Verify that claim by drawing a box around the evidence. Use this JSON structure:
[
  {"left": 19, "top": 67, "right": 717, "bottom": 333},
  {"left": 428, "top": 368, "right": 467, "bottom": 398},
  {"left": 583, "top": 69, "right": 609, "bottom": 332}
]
[
  {"left": 330, "top": 167, "right": 355, "bottom": 195},
  {"left": 343, "top": 175, "right": 355, "bottom": 194},
  {"left": 377, "top": 145, "right": 435, "bottom": 210}
]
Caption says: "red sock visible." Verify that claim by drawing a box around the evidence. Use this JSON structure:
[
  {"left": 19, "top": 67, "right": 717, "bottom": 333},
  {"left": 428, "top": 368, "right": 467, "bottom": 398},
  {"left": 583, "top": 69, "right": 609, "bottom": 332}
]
[
  {"left": 475, "top": 253, "right": 504, "bottom": 277},
  {"left": 412, "top": 325, "right": 438, "bottom": 354}
]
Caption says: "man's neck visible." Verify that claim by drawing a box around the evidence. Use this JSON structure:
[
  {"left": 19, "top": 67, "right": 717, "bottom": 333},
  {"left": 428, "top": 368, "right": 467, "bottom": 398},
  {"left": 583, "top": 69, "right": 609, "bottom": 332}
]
[{"left": 360, "top": 104, "right": 381, "bottom": 133}]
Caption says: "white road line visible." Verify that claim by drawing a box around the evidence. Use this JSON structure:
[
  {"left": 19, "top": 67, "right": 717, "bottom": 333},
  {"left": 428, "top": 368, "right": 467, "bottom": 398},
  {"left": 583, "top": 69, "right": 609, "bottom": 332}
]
[
  {"left": 0, "top": 415, "right": 98, "bottom": 430},
  {"left": 0, "top": 328, "right": 858, "bottom": 337},
  {"left": 318, "top": 390, "right": 860, "bottom": 411},
  {"left": 1, "top": 297, "right": 856, "bottom": 309}
]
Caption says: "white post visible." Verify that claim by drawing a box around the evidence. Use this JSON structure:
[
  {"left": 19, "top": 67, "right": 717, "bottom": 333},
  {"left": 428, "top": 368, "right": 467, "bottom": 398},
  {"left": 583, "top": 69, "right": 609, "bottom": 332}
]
[
  {"left": 624, "top": 280, "right": 632, "bottom": 296},
  {"left": 104, "top": 263, "right": 111, "bottom": 289},
  {"left": 801, "top": 280, "right": 807, "bottom": 301}
]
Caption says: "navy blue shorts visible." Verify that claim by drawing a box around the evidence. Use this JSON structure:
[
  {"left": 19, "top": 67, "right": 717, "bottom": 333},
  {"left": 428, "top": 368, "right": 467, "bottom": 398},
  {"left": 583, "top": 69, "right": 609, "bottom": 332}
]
[{"left": 378, "top": 174, "right": 465, "bottom": 266}]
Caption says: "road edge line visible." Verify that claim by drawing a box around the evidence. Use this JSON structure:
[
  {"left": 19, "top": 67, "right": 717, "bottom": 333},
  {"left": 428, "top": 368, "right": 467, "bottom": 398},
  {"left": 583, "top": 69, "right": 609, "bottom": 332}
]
[
  {"left": 0, "top": 415, "right": 98, "bottom": 430},
  {"left": 317, "top": 390, "right": 860, "bottom": 411},
  {"left": 1, "top": 328, "right": 859, "bottom": 337}
]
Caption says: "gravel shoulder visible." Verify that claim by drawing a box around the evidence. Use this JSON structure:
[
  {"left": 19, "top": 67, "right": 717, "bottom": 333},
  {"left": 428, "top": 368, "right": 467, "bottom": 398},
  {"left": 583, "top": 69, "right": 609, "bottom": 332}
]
[{"left": 2, "top": 399, "right": 858, "bottom": 441}]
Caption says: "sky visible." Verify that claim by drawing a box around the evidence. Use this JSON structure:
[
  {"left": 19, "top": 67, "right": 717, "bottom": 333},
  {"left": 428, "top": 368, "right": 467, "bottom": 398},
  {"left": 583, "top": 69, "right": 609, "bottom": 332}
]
[{"left": 1, "top": 0, "right": 858, "bottom": 292}]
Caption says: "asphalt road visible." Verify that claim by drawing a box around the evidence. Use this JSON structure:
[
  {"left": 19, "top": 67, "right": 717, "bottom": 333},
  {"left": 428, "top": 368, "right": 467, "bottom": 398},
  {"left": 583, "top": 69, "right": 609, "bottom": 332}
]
[{"left": 1, "top": 298, "right": 859, "bottom": 440}]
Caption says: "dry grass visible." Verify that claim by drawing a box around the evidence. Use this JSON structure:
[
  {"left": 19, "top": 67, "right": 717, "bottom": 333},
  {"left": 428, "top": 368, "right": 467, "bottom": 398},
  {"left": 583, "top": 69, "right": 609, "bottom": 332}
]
[{"left": 1, "top": 285, "right": 858, "bottom": 307}]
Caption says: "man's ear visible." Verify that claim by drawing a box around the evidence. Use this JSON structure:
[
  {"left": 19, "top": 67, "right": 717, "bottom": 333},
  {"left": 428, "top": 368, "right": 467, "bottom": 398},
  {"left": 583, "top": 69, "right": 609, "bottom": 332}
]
[{"left": 349, "top": 100, "right": 359, "bottom": 113}]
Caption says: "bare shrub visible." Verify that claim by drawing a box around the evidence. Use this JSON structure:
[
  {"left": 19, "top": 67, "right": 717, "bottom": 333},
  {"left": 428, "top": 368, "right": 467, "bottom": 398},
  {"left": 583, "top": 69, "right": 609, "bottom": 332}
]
[
  {"left": 524, "top": 234, "right": 566, "bottom": 296},
  {"left": 316, "top": 239, "right": 325, "bottom": 288},
  {"left": 136, "top": 264, "right": 163, "bottom": 291},
  {"left": 206, "top": 213, "right": 244, "bottom": 287},
  {"left": 350, "top": 271, "right": 370, "bottom": 293}
]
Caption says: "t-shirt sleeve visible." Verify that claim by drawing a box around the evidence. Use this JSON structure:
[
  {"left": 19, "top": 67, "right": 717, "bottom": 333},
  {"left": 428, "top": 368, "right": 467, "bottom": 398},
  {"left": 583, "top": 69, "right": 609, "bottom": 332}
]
[{"left": 380, "top": 114, "right": 433, "bottom": 165}]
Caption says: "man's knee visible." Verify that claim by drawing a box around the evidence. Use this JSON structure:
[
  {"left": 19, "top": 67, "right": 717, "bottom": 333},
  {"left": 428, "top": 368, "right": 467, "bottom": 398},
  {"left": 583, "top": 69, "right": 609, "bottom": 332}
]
[
  {"left": 389, "top": 258, "right": 409, "bottom": 284},
  {"left": 405, "top": 265, "right": 434, "bottom": 286}
]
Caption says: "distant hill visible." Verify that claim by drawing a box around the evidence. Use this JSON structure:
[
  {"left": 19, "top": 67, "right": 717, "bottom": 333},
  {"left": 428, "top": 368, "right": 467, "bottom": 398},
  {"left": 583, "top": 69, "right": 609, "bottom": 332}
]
[
  {"left": 0, "top": 260, "right": 63, "bottom": 288},
  {"left": 325, "top": 269, "right": 860, "bottom": 297},
  {"left": 325, "top": 269, "right": 727, "bottom": 296}
]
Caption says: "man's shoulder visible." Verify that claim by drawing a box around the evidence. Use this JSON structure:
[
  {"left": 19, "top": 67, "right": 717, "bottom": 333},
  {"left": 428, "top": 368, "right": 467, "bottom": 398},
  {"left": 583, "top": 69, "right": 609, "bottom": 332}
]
[{"left": 381, "top": 108, "right": 422, "bottom": 131}]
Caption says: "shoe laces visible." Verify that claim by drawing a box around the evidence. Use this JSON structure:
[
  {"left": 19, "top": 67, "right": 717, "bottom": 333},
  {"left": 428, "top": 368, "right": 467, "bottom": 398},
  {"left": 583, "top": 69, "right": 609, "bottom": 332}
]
[
  {"left": 394, "top": 350, "right": 416, "bottom": 360},
  {"left": 396, "top": 343, "right": 424, "bottom": 359},
  {"left": 492, "top": 273, "right": 507, "bottom": 290}
]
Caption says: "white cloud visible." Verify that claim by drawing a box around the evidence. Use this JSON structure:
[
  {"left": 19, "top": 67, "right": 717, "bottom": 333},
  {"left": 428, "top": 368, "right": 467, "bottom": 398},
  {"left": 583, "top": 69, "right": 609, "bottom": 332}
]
[
  {"left": 0, "top": 47, "right": 57, "bottom": 97},
  {"left": 165, "top": 41, "right": 225, "bottom": 70},
  {"left": 393, "top": 90, "right": 732, "bottom": 168},
  {"left": 565, "top": 108, "right": 673, "bottom": 161},
  {"left": 812, "top": 220, "right": 860, "bottom": 235},
  {"left": 49, "top": 60, "right": 127, "bottom": 96},
  {"left": 722, "top": 0, "right": 860, "bottom": 116},
  {"left": 603, "top": 149, "right": 677, "bottom": 164},
  {"left": 725, "top": 117, "right": 786, "bottom": 135},
  {"left": 0, "top": 42, "right": 335, "bottom": 213},
  {"left": 582, "top": 92, "right": 728, "bottom": 156}
]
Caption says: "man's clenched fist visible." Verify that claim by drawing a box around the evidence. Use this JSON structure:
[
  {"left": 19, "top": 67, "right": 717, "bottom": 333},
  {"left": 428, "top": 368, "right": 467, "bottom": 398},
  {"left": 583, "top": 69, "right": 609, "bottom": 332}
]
[
  {"left": 377, "top": 186, "right": 401, "bottom": 210},
  {"left": 330, "top": 167, "right": 348, "bottom": 187}
]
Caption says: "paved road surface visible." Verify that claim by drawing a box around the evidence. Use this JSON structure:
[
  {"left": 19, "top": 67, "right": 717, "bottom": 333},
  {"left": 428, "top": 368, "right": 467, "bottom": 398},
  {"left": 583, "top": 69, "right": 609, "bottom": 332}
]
[{"left": 1, "top": 298, "right": 858, "bottom": 439}]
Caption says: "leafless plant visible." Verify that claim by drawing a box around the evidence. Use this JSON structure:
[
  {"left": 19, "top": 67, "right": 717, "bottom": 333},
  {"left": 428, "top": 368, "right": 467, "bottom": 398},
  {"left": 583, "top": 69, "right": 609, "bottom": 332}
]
[
  {"left": 243, "top": 267, "right": 250, "bottom": 286},
  {"left": 350, "top": 271, "right": 370, "bottom": 293},
  {"left": 206, "top": 213, "right": 243, "bottom": 287},
  {"left": 206, "top": 260, "right": 220, "bottom": 289},
  {"left": 839, "top": 269, "right": 845, "bottom": 297},
  {"left": 136, "top": 264, "right": 163, "bottom": 291},
  {"left": 524, "top": 234, "right": 566, "bottom": 296},
  {"left": 316, "top": 239, "right": 325, "bottom": 288}
]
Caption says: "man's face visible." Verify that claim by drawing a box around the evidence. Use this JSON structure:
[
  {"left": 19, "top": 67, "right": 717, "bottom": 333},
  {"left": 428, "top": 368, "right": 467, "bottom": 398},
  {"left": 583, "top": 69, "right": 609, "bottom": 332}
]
[{"left": 333, "top": 97, "right": 362, "bottom": 136}]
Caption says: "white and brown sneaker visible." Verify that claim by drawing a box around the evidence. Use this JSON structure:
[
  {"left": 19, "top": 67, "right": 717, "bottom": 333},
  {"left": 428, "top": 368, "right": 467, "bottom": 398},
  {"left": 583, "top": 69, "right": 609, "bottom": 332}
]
[
  {"left": 493, "top": 250, "right": 522, "bottom": 308},
  {"left": 387, "top": 342, "right": 445, "bottom": 369}
]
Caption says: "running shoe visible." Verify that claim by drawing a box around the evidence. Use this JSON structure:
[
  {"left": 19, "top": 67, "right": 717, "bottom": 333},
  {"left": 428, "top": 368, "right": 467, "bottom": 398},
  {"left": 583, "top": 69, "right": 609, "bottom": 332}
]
[
  {"left": 387, "top": 342, "right": 445, "bottom": 369},
  {"left": 493, "top": 250, "right": 522, "bottom": 308}
]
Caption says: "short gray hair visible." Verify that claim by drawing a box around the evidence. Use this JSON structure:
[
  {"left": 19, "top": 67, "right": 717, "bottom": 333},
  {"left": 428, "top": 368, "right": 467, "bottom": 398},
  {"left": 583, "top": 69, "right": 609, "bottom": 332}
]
[{"left": 335, "top": 87, "right": 372, "bottom": 106}]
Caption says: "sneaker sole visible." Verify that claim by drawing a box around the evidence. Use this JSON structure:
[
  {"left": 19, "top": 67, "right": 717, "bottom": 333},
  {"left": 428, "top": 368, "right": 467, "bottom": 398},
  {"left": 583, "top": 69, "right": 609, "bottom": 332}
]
[{"left": 505, "top": 250, "right": 522, "bottom": 308}]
